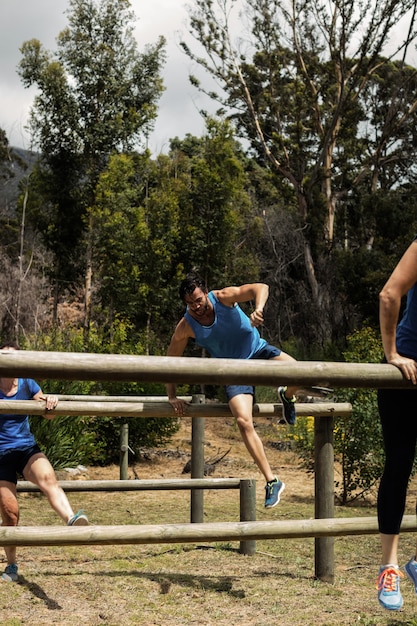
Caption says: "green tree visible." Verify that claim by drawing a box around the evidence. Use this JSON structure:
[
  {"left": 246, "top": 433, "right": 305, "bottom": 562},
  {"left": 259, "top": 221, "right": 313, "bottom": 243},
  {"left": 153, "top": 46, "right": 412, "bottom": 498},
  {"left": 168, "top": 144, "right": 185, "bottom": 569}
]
[
  {"left": 182, "top": 0, "right": 417, "bottom": 345},
  {"left": 18, "top": 0, "right": 166, "bottom": 327},
  {"left": 91, "top": 119, "right": 262, "bottom": 348}
]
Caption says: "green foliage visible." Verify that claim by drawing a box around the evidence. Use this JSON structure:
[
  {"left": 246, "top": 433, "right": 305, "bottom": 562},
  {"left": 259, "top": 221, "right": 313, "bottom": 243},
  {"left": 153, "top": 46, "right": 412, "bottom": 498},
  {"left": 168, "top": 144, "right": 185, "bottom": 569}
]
[
  {"left": 289, "top": 327, "right": 385, "bottom": 504},
  {"left": 333, "top": 327, "right": 385, "bottom": 504},
  {"left": 22, "top": 325, "right": 181, "bottom": 467},
  {"left": 29, "top": 414, "right": 102, "bottom": 469}
]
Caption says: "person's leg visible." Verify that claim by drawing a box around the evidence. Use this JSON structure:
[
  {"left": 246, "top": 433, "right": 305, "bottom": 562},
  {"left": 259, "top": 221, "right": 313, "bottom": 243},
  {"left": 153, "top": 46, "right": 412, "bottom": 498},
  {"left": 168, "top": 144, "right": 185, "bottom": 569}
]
[
  {"left": 23, "top": 453, "right": 75, "bottom": 523},
  {"left": 376, "top": 388, "right": 417, "bottom": 609},
  {"left": 228, "top": 393, "right": 275, "bottom": 482},
  {"left": 377, "top": 389, "right": 417, "bottom": 562},
  {"left": 0, "top": 481, "right": 19, "bottom": 567},
  {"left": 272, "top": 351, "right": 297, "bottom": 398}
]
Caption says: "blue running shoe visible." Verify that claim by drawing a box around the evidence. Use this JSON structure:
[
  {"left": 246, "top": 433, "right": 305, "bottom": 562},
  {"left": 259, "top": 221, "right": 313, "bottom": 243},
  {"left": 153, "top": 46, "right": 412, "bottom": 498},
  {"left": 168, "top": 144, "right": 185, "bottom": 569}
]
[
  {"left": 68, "top": 510, "right": 89, "bottom": 526},
  {"left": 278, "top": 386, "right": 296, "bottom": 425},
  {"left": 264, "top": 478, "right": 285, "bottom": 508},
  {"left": 2, "top": 563, "right": 18, "bottom": 582},
  {"left": 405, "top": 556, "right": 417, "bottom": 593},
  {"left": 376, "top": 565, "right": 403, "bottom": 610}
]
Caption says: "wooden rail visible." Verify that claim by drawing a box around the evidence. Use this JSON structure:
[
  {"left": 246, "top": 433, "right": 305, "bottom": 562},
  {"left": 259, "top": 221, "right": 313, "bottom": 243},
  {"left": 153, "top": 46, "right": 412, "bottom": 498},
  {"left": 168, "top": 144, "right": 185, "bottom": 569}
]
[
  {"left": 0, "top": 399, "right": 351, "bottom": 418},
  {"left": 1, "top": 515, "right": 416, "bottom": 547},
  {"left": 0, "top": 349, "right": 410, "bottom": 387}
]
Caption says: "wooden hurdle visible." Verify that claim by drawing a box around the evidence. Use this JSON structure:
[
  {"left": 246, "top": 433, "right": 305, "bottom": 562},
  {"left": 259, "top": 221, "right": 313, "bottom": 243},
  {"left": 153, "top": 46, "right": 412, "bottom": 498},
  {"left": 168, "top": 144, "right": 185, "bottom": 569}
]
[{"left": 0, "top": 349, "right": 407, "bottom": 582}]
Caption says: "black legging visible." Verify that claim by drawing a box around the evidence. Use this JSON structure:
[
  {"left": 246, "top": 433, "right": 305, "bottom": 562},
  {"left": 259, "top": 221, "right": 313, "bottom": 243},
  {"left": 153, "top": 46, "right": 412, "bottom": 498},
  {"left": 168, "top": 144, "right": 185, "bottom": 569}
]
[{"left": 377, "top": 387, "right": 417, "bottom": 534}]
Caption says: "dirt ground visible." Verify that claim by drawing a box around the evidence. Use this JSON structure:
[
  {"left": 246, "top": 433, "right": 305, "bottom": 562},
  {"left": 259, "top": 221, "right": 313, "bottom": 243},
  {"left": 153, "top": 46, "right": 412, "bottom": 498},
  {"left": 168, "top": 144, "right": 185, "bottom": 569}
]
[{"left": 2, "top": 416, "right": 417, "bottom": 626}]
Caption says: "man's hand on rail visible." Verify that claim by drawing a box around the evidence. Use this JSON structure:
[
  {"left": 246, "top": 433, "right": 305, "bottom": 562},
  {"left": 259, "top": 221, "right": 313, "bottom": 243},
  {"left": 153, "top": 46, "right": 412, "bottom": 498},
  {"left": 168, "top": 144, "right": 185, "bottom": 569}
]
[{"left": 168, "top": 397, "right": 189, "bottom": 417}]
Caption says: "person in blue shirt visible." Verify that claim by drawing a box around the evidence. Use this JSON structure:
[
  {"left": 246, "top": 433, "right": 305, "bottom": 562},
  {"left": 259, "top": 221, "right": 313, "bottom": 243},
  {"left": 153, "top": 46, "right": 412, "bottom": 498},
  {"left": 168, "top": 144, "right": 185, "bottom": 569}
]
[
  {"left": 376, "top": 237, "right": 417, "bottom": 610},
  {"left": 166, "top": 273, "right": 298, "bottom": 509},
  {"left": 0, "top": 343, "right": 88, "bottom": 583}
]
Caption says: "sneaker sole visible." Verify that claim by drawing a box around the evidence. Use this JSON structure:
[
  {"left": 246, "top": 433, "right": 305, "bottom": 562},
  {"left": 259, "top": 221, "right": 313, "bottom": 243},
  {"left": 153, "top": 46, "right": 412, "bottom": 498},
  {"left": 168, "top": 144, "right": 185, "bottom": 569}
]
[
  {"left": 405, "top": 562, "right": 417, "bottom": 593},
  {"left": 70, "top": 517, "right": 89, "bottom": 526},
  {"left": 265, "top": 482, "right": 285, "bottom": 509}
]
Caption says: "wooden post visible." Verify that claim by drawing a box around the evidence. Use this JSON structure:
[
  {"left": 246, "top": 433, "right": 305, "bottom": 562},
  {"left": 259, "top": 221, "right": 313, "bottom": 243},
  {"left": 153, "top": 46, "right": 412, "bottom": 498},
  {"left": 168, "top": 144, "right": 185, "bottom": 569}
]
[
  {"left": 190, "top": 394, "right": 205, "bottom": 523},
  {"left": 239, "top": 479, "right": 257, "bottom": 555},
  {"left": 314, "top": 414, "right": 335, "bottom": 583},
  {"left": 120, "top": 422, "right": 129, "bottom": 480}
]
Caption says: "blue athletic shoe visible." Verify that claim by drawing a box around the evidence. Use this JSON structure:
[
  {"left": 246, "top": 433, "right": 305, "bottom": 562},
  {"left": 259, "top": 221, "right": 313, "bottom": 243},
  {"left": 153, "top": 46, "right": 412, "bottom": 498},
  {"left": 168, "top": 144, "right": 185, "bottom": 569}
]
[
  {"left": 2, "top": 563, "right": 18, "bottom": 582},
  {"left": 376, "top": 565, "right": 404, "bottom": 610},
  {"left": 405, "top": 556, "right": 417, "bottom": 593},
  {"left": 278, "top": 386, "right": 296, "bottom": 425},
  {"left": 264, "top": 478, "right": 285, "bottom": 508},
  {"left": 68, "top": 510, "right": 89, "bottom": 526}
]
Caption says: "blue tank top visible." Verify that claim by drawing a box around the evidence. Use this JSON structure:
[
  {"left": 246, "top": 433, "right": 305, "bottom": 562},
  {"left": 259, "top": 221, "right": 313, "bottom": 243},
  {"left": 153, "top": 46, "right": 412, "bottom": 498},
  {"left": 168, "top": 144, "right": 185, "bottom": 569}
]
[
  {"left": 184, "top": 291, "right": 267, "bottom": 359},
  {"left": 397, "top": 282, "right": 417, "bottom": 360},
  {"left": 0, "top": 378, "right": 40, "bottom": 452}
]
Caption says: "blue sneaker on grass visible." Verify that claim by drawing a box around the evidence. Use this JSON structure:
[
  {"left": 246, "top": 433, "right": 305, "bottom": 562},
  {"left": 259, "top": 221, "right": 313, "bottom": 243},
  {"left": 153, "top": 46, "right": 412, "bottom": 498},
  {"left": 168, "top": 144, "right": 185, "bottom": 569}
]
[
  {"left": 2, "top": 563, "right": 18, "bottom": 582},
  {"left": 278, "top": 386, "right": 296, "bottom": 425},
  {"left": 405, "top": 556, "right": 417, "bottom": 593},
  {"left": 376, "top": 565, "right": 403, "bottom": 610},
  {"left": 264, "top": 478, "right": 285, "bottom": 508},
  {"left": 68, "top": 510, "right": 89, "bottom": 526}
]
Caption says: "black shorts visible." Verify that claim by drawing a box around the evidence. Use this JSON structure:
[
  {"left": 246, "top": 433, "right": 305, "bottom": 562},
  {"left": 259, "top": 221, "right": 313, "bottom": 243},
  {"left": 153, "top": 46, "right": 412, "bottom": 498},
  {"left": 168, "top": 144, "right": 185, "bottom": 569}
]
[{"left": 0, "top": 444, "right": 42, "bottom": 484}]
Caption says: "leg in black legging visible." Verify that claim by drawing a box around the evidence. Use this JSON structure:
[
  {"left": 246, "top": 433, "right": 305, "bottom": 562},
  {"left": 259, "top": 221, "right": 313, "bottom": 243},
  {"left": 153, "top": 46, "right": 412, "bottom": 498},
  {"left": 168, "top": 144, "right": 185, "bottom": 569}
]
[{"left": 377, "top": 388, "right": 417, "bottom": 535}]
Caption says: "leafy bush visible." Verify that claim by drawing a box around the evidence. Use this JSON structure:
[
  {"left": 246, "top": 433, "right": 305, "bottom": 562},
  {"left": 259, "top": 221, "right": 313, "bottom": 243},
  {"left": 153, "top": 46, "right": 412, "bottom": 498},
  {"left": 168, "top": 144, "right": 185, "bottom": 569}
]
[
  {"left": 333, "top": 326, "right": 385, "bottom": 504},
  {"left": 290, "top": 326, "right": 385, "bottom": 504},
  {"left": 21, "top": 324, "right": 181, "bottom": 467}
]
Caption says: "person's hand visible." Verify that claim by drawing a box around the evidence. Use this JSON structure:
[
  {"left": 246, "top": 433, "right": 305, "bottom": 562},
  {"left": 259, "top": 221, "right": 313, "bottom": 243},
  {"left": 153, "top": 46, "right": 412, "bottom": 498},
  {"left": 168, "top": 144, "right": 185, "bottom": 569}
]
[
  {"left": 388, "top": 355, "right": 417, "bottom": 385},
  {"left": 168, "top": 397, "right": 188, "bottom": 417},
  {"left": 249, "top": 308, "right": 264, "bottom": 327},
  {"left": 40, "top": 394, "right": 58, "bottom": 418}
]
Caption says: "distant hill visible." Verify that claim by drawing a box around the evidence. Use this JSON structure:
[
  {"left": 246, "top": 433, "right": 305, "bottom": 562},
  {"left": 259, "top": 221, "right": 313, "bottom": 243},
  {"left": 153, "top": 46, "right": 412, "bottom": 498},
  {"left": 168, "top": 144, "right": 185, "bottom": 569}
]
[{"left": 0, "top": 147, "right": 39, "bottom": 217}]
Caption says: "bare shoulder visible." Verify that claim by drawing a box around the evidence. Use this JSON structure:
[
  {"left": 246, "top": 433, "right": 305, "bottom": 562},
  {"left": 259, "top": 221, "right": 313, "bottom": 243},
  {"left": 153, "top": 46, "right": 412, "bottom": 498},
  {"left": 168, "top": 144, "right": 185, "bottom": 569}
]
[{"left": 173, "top": 316, "right": 195, "bottom": 340}]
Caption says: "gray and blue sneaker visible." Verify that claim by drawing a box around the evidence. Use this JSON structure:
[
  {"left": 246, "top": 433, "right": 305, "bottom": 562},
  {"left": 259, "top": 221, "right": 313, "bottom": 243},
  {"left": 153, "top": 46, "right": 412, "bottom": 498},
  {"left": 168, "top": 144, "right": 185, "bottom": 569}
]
[
  {"left": 405, "top": 556, "right": 417, "bottom": 592},
  {"left": 2, "top": 563, "right": 18, "bottom": 582},
  {"left": 68, "top": 510, "right": 89, "bottom": 526},
  {"left": 264, "top": 478, "right": 285, "bottom": 508},
  {"left": 376, "top": 565, "right": 403, "bottom": 610},
  {"left": 278, "top": 386, "right": 296, "bottom": 425}
]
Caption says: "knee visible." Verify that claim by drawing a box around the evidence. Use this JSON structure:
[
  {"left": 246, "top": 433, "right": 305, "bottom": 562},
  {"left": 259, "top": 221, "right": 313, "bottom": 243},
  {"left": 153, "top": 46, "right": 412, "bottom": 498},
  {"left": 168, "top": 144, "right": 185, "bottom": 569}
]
[
  {"left": 236, "top": 415, "right": 254, "bottom": 435},
  {"left": 36, "top": 471, "right": 59, "bottom": 495},
  {"left": 1, "top": 500, "right": 19, "bottom": 526}
]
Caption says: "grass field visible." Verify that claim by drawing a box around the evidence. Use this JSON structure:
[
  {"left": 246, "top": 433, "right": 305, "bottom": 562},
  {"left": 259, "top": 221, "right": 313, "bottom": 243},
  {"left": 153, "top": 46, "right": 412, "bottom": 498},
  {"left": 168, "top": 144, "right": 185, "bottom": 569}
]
[{"left": 1, "top": 416, "right": 417, "bottom": 626}]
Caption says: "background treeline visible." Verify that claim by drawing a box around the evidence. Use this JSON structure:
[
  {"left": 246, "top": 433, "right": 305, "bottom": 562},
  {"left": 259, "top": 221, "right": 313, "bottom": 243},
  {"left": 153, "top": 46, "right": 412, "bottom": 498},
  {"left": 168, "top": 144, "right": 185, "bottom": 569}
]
[{"left": 0, "top": 0, "right": 417, "bottom": 497}]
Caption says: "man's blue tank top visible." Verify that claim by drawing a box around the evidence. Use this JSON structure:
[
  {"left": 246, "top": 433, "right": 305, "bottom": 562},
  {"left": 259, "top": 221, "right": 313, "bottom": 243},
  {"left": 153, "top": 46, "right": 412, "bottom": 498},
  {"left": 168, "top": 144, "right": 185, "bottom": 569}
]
[{"left": 184, "top": 290, "right": 267, "bottom": 359}]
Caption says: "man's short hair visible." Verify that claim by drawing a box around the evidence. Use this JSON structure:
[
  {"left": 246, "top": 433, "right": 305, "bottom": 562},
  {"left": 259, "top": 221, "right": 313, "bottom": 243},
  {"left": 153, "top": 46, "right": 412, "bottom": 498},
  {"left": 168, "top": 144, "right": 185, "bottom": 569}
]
[{"left": 179, "top": 272, "right": 207, "bottom": 301}]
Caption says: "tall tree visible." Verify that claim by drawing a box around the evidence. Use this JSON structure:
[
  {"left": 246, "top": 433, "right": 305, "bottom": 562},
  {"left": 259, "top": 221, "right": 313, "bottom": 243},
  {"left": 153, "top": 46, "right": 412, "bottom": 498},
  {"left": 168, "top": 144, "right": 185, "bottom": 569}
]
[
  {"left": 181, "top": 0, "right": 417, "bottom": 344},
  {"left": 18, "top": 0, "right": 166, "bottom": 329}
]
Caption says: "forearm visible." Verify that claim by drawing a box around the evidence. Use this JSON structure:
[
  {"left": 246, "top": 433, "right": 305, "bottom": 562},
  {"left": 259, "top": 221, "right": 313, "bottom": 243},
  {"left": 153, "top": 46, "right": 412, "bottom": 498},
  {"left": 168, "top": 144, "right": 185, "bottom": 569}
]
[
  {"left": 166, "top": 382, "right": 177, "bottom": 400},
  {"left": 379, "top": 291, "right": 401, "bottom": 360}
]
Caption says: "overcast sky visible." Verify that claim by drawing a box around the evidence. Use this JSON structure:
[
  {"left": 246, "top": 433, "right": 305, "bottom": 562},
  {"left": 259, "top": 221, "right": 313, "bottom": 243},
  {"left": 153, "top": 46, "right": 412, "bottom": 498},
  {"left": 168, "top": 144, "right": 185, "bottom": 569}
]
[
  {"left": 2, "top": 1, "right": 415, "bottom": 156},
  {"left": 0, "top": 0, "right": 215, "bottom": 154}
]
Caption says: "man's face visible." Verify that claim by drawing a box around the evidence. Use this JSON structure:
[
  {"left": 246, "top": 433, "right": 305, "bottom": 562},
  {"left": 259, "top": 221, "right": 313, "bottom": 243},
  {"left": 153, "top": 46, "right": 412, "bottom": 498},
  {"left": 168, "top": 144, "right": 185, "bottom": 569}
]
[{"left": 184, "top": 288, "right": 209, "bottom": 317}]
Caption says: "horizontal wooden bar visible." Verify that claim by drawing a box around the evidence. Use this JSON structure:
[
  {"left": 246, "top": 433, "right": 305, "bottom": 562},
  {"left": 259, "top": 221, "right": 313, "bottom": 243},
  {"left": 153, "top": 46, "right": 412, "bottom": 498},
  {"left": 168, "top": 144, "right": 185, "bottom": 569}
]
[
  {"left": 0, "top": 350, "right": 410, "bottom": 388},
  {"left": 0, "top": 515, "right": 416, "bottom": 546},
  {"left": 0, "top": 400, "right": 352, "bottom": 418},
  {"left": 56, "top": 395, "right": 193, "bottom": 402},
  {"left": 17, "top": 478, "right": 243, "bottom": 492}
]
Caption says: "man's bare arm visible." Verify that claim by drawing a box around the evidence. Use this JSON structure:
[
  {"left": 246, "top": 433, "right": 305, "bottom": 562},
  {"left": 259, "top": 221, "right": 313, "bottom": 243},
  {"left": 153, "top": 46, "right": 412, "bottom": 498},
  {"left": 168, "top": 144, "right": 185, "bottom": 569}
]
[{"left": 216, "top": 283, "right": 269, "bottom": 326}]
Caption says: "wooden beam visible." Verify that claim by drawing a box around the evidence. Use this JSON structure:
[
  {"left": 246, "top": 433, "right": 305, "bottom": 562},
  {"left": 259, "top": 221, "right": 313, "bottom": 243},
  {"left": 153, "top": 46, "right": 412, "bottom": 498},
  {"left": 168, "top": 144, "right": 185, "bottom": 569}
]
[
  {"left": 0, "top": 350, "right": 409, "bottom": 387},
  {"left": 0, "top": 515, "right": 416, "bottom": 546},
  {"left": 17, "top": 478, "right": 243, "bottom": 492},
  {"left": 0, "top": 400, "right": 352, "bottom": 418}
]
